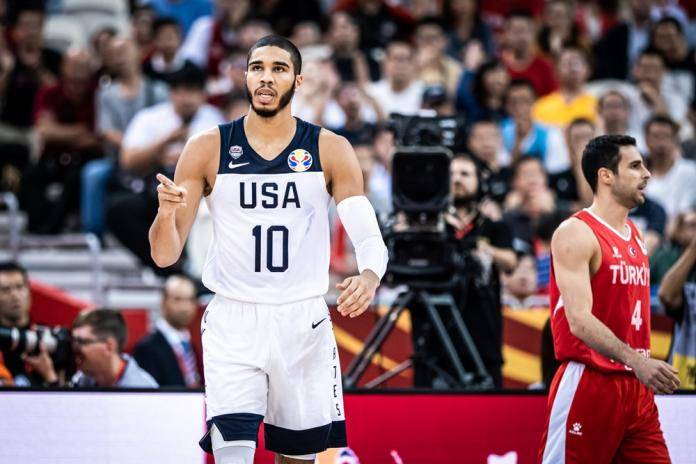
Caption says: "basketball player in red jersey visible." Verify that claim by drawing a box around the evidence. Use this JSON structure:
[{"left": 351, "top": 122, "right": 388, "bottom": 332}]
[{"left": 538, "top": 135, "right": 680, "bottom": 463}]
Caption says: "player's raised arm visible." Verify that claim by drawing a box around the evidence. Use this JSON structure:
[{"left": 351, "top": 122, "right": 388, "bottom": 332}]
[
  {"left": 149, "top": 128, "right": 219, "bottom": 268},
  {"left": 553, "top": 219, "right": 679, "bottom": 394},
  {"left": 320, "top": 130, "right": 389, "bottom": 318}
]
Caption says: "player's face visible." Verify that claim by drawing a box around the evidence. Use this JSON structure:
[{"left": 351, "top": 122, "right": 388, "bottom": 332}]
[
  {"left": 610, "top": 145, "right": 651, "bottom": 208},
  {"left": 245, "top": 46, "right": 301, "bottom": 118}
]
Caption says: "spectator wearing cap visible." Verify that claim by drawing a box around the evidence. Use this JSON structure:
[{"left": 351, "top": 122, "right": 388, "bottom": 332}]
[
  {"left": 643, "top": 115, "right": 696, "bottom": 218},
  {"left": 501, "top": 79, "right": 570, "bottom": 174},
  {"left": 107, "top": 67, "right": 224, "bottom": 273},
  {"left": 500, "top": 10, "right": 557, "bottom": 98},
  {"left": 143, "top": 18, "right": 202, "bottom": 85},
  {"left": 421, "top": 84, "right": 455, "bottom": 117},
  {"left": 532, "top": 46, "right": 597, "bottom": 127},
  {"left": 71, "top": 309, "right": 158, "bottom": 388},
  {"left": 367, "top": 41, "right": 424, "bottom": 117}
]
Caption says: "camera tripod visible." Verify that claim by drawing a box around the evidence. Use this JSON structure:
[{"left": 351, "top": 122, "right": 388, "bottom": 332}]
[{"left": 344, "top": 279, "right": 494, "bottom": 390}]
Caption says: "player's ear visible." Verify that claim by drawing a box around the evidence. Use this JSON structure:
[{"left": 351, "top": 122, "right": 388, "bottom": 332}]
[
  {"left": 294, "top": 73, "right": 303, "bottom": 90},
  {"left": 597, "top": 167, "right": 614, "bottom": 186}
]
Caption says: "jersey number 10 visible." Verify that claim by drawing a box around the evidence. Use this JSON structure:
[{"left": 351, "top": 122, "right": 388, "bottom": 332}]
[{"left": 252, "top": 225, "right": 289, "bottom": 272}]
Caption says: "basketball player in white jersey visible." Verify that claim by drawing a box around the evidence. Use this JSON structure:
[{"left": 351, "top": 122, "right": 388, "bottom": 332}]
[{"left": 149, "top": 36, "right": 388, "bottom": 464}]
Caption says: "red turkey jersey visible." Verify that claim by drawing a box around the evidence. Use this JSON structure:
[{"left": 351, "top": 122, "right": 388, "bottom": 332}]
[{"left": 550, "top": 209, "right": 651, "bottom": 373}]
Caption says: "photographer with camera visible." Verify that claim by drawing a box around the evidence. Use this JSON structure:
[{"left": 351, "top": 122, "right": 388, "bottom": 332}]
[
  {"left": 0, "top": 261, "right": 57, "bottom": 386},
  {"left": 71, "top": 308, "right": 158, "bottom": 388},
  {"left": 410, "top": 154, "right": 516, "bottom": 388}
]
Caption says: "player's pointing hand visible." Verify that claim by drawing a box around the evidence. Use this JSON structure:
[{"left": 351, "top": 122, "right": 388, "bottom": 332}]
[
  {"left": 336, "top": 270, "right": 380, "bottom": 318},
  {"left": 156, "top": 173, "right": 188, "bottom": 212}
]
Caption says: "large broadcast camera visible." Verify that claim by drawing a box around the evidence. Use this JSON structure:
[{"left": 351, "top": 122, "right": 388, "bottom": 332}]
[
  {"left": 345, "top": 113, "right": 493, "bottom": 390},
  {"left": 0, "top": 326, "right": 74, "bottom": 370},
  {"left": 383, "top": 113, "right": 467, "bottom": 284}
]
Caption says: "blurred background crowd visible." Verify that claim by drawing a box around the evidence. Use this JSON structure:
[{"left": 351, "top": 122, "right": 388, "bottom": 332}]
[{"left": 0, "top": 0, "right": 695, "bottom": 390}]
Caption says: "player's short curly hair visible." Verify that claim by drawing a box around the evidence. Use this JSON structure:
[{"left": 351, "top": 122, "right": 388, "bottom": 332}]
[{"left": 247, "top": 35, "right": 302, "bottom": 76}]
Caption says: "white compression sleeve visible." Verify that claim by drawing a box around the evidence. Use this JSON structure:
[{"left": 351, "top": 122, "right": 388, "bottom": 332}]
[{"left": 336, "top": 195, "right": 389, "bottom": 279}]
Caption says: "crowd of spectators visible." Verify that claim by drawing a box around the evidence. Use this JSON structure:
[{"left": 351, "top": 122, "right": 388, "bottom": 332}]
[{"left": 0, "top": 0, "right": 695, "bottom": 388}]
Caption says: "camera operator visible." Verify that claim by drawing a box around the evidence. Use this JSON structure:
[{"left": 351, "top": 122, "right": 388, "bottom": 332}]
[
  {"left": 0, "top": 261, "right": 58, "bottom": 386},
  {"left": 411, "top": 154, "right": 516, "bottom": 388}
]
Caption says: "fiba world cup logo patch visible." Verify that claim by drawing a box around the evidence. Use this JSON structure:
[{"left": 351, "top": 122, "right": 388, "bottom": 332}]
[{"left": 288, "top": 149, "right": 313, "bottom": 172}]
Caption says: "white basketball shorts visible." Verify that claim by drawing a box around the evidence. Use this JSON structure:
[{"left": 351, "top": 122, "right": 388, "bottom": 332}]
[{"left": 198, "top": 294, "right": 347, "bottom": 456}]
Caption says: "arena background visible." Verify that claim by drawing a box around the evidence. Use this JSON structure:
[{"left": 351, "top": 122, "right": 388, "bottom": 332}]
[{"left": 0, "top": 0, "right": 695, "bottom": 462}]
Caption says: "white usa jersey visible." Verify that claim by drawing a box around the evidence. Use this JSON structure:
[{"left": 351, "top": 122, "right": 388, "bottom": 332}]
[{"left": 201, "top": 117, "right": 332, "bottom": 304}]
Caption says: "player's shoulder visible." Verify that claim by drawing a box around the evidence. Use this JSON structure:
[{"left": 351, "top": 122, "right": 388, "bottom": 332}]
[
  {"left": 178, "top": 126, "right": 221, "bottom": 174},
  {"left": 187, "top": 126, "right": 221, "bottom": 150},
  {"left": 551, "top": 216, "right": 598, "bottom": 257},
  {"left": 318, "top": 127, "right": 352, "bottom": 153},
  {"left": 318, "top": 128, "right": 356, "bottom": 168}
]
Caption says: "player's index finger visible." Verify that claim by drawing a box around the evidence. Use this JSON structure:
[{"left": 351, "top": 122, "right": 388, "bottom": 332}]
[{"left": 156, "top": 173, "right": 176, "bottom": 187}]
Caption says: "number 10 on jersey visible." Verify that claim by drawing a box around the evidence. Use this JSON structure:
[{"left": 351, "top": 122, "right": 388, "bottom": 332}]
[{"left": 252, "top": 225, "right": 289, "bottom": 272}]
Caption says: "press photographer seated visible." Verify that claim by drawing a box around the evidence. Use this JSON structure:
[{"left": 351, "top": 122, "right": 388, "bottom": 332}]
[
  {"left": 0, "top": 262, "right": 47, "bottom": 386},
  {"left": 70, "top": 309, "right": 158, "bottom": 388},
  {"left": 411, "top": 153, "right": 516, "bottom": 389}
]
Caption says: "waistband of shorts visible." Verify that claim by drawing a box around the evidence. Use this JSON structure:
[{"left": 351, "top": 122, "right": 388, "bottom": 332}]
[{"left": 211, "top": 292, "right": 327, "bottom": 307}]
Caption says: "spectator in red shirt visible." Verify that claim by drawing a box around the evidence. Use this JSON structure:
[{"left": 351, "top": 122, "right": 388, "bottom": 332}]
[
  {"left": 20, "top": 49, "right": 100, "bottom": 233},
  {"left": 500, "top": 9, "right": 558, "bottom": 97}
]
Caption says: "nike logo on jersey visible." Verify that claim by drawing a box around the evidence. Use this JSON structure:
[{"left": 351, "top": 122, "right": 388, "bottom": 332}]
[
  {"left": 228, "top": 162, "right": 250, "bottom": 169},
  {"left": 312, "top": 318, "right": 327, "bottom": 329}
]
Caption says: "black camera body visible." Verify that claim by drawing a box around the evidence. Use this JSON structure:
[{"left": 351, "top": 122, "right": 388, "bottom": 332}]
[{"left": 384, "top": 114, "right": 467, "bottom": 284}]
